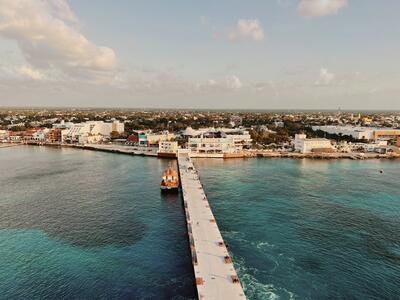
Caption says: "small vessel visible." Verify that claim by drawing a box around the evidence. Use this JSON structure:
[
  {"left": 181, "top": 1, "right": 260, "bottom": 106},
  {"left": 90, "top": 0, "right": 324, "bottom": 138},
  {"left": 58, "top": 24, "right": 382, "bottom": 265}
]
[{"left": 160, "top": 163, "right": 180, "bottom": 192}]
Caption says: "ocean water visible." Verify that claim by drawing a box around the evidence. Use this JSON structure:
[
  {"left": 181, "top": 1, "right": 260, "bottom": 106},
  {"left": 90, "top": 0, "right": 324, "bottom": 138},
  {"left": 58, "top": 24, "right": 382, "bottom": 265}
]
[
  {"left": 1, "top": 147, "right": 399, "bottom": 300},
  {"left": 195, "top": 158, "right": 400, "bottom": 300},
  {"left": 0, "top": 146, "right": 196, "bottom": 299}
]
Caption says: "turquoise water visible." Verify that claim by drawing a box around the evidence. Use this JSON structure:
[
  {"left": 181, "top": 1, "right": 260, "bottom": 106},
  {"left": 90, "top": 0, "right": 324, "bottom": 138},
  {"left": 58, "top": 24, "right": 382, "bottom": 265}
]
[
  {"left": 195, "top": 158, "right": 400, "bottom": 300},
  {"left": 0, "top": 146, "right": 196, "bottom": 299},
  {"left": 1, "top": 147, "right": 399, "bottom": 299}
]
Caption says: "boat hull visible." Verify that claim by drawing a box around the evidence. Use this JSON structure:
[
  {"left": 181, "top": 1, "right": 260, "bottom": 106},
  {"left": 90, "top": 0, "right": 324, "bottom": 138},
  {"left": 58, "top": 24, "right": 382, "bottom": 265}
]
[{"left": 160, "top": 185, "right": 179, "bottom": 193}]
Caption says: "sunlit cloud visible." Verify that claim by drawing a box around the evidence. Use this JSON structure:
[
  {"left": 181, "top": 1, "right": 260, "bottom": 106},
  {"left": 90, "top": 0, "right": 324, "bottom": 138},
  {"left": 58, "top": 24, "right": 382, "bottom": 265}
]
[{"left": 298, "top": 0, "right": 348, "bottom": 18}]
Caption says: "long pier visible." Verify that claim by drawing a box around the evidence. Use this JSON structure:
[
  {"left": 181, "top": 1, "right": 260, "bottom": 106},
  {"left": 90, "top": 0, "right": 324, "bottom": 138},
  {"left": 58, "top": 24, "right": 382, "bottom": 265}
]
[{"left": 177, "top": 150, "right": 246, "bottom": 300}]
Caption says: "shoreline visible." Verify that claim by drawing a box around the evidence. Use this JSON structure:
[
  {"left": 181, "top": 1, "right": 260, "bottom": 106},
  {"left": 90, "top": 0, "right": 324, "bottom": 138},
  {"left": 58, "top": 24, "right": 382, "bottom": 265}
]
[{"left": 3, "top": 142, "right": 400, "bottom": 160}]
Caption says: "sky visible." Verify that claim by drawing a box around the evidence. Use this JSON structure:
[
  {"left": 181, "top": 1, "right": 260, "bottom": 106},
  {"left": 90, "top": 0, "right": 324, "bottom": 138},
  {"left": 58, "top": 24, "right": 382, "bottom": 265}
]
[{"left": 0, "top": 0, "right": 399, "bottom": 110}]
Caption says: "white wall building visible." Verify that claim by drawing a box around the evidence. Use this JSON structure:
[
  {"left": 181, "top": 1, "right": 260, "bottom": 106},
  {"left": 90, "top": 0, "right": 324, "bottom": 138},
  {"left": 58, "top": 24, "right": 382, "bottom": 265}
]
[
  {"left": 189, "top": 137, "right": 238, "bottom": 154},
  {"left": 0, "top": 130, "right": 8, "bottom": 141},
  {"left": 62, "top": 121, "right": 124, "bottom": 144},
  {"left": 183, "top": 127, "right": 252, "bottom": 148},
  {"left": 294, "top": 134, "right": 333, "bottom": 153},
  {"left": 158, "top": 141, "right": 178, "bottom": 154},
  {"left": 32, "top": 129, "right": 49, "bottom": 141},
  {"left": 312, "top": 125, "right": 400, "bottom": 141}
]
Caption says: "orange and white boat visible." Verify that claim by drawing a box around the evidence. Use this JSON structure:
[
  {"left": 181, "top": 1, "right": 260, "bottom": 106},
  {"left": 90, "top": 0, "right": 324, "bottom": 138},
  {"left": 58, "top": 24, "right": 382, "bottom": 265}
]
[{"left": 160, "top": 163, "right": 180, "bottom": 192}]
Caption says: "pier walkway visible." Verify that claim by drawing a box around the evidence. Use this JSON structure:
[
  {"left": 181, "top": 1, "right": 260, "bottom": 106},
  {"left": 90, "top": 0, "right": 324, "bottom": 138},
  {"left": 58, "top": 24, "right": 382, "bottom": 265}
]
[{"left": 177, "top": 150, "right": 246, "bottom": 300}]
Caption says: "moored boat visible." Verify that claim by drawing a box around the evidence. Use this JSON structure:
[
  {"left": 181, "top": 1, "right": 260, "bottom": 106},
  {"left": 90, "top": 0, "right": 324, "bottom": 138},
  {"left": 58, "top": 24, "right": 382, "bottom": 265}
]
[{"left": 160, "top": 163, "right": 180, "bottom": 192}]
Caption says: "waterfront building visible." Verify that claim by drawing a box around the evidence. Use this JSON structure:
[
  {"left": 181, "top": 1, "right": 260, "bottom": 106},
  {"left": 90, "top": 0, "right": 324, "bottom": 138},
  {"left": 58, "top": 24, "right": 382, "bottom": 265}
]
[
  {"left": 126, "top": 130, "right": 146, "bottom": 145},
  {"left": 32, "top": 129, "right": 49, "bottom": 142},
  {"left": 8, "top": 131, "right": 23, "bottom": 142},
  {"left": 183, "top": 127, "right": 251, "bottom": 148},
  {"left": 146, "top": 131, "right": 175, "bottom": 146},
  {"left": 0, "top": 130, "right": 8, "bottom": 141},
  {"left": 62, "top": 121, "right": 124, "bottom": 144},
  {"left": 47, "top": 129, "right": 62, "bottom": 143},
  {"left": 188, "top": 130, "right": 243, "bottom": 157},
  {"left": 158, "top": 141, "right": 179, "bottom": 157},
  {"left": 223, "top": 128, "right": 252, "bottom": 148},
  {"left": 138, "top": 131, "right": 148, "bottom": 146},
  {"left": 294, "top": 134, "right": 333, "bottom": 154},
  {"left": 125, "top": 130, "right": 174, "bottom": 147}
]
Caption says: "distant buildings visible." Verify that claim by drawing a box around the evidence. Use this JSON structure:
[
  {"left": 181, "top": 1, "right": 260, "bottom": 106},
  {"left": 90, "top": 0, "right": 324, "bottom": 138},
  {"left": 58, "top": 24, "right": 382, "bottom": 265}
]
[
  {"left": 187, "top": 128, "right": 251, "bottom": 157},
  {"left": 294, "top": 134, "right": 333, "bottom": 154},
  {"left": 229, "top": 115, "right": 242, "bottom": 127},
  {"left": 62, "top": 120, "right": 124, "bottom": 144},
  {"left": 0, "top": 130, "right": 8, "bottom": 141},
  {"left": 312, "top": 125, "right": 400, "bottom": 141},
  {"left": 126, "top": 130, "right": 175, "bottom": 146}
]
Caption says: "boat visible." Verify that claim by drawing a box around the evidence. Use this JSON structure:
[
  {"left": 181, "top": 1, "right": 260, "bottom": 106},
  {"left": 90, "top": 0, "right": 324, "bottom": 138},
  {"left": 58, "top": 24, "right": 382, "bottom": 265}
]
[{"left": 160, "top": 163, "right": 180, "bottom": 192}]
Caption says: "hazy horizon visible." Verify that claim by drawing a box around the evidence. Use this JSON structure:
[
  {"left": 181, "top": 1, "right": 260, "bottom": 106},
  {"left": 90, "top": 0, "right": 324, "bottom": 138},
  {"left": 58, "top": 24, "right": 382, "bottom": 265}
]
[
  {"left": 0, "top": 0, "right": 399, "bottom": 109},
  {"left": 1, "top": 105, "right": 399, "bottom": 114}
]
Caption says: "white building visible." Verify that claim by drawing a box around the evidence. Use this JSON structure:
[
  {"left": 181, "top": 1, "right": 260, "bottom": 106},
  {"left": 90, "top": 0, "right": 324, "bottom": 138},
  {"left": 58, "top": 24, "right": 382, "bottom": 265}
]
[
  {"left": 189, "top": 137, "right": 238, "bottom": 155},
  {"left": 52, "top": 120, "right": 74, "bottom": 129},
  {"left": 222, "top": 128, "right": 252, "bottom": 148},
  {"left": 294, "top": 134, "right": 333, "bottom": 153},
  {"left": 32, "top": 129, "right": 49, "bottom": 142},
  {"left": 62, "top": 121, "right": 124, "bottom": 144},
  {"left": 0, "top": 130, "right": 8, "bottom": 141},
  {"left": 312, "top": 125, "right": 400, "bottom": 141},
  {"left": 183, "top": 127, "right": 252, "bottom": 148},
  {"left": 158, "top": 141, "right": 178, "bottom": 155},
  {"left": 188, "top": 129, "right": 244, "bottom": 157}
]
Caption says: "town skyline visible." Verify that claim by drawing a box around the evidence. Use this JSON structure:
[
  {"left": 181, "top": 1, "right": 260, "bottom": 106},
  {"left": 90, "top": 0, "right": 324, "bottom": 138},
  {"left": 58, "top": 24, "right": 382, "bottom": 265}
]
[{"left": 1, "top": 0, "right": 400, "bottom": 109}]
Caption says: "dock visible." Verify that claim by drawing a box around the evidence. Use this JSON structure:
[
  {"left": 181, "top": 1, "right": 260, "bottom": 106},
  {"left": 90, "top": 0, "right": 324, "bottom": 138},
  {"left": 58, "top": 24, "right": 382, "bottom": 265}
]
[
  {"left": 177, "top": 150, "right": 246, "bottom": 300},
  {"left": 71, "top": 144, "right": 158, "bottom": 156}
]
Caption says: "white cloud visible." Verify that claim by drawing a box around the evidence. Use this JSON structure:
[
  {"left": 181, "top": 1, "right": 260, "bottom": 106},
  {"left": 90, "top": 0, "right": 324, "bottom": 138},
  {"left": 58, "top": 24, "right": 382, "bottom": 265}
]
[
  {"left": 315, "top": 68, "right": 335, "bottom": 85},
  {"left": 17, "top": 65, "right": 44, "bottom": 80},
  {"left": 225, "top": 75, "right": 242, "bottom": 89},
  {"left": 0, "top": 0, "right": 117, "bottom": 83},
  {"left": 298, "top": 0, "right": 348, "bottom": 18},
  {"left": 196, "top": 75, "right": 243, "bottom": 93},
  {"left": 228, "top": 19, "right": 265, "bottom": 42}
]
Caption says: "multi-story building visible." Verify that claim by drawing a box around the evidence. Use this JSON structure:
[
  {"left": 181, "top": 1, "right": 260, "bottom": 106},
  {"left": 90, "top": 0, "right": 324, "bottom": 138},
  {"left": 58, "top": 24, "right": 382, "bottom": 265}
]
[
  {"left": 294, "top": 134, "right": 333, "bottom": 153},
  {"left": 0, "top": 130, "right": 8, "bottom": 141},
  {"left": 188, "top": 130, "right": 244, "bottom": 157},
  {"left": 146, "top": 131, "right": 175, "bottom": 146},
  {"left": 183, "top": 127, "right": 252, "bottom": 149},
  {"left": 62, "top": 121, "right": 124, "bottom": 144},
  {"left": 127, "top": 130, "right": 175, "bottom": 146},
  {"left": 158, "top": 141, "right": 179, "bottom": 157},
  {"left": 312, "top": 125, "right": 400, "bottom": 141},
  {"left": 47, "top": 129, "right": 62, "bottom": 143},
  {"left": 31, "top": 129, "right": 48, "bottom": 142},
  {"left": 223, "top": 129, "right": 252, "bottom": 148}
]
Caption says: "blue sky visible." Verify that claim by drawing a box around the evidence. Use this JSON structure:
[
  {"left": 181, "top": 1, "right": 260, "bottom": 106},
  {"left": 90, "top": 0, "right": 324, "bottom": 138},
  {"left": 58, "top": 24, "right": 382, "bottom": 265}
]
[{"left": 0, "top": 0, "right": 399, "bottom": 109}]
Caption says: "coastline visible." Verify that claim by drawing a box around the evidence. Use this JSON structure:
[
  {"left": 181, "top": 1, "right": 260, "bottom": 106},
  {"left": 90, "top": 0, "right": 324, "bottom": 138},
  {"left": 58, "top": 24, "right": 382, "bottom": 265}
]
[{"left": 3, "top": 142, "right": 400, "bottom": 160}]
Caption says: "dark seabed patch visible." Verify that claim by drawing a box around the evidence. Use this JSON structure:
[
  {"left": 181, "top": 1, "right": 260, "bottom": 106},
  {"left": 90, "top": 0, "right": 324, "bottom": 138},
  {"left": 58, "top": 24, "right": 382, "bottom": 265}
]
[{"left": 0, "top": 147, "right": 196, "bottom": 299}]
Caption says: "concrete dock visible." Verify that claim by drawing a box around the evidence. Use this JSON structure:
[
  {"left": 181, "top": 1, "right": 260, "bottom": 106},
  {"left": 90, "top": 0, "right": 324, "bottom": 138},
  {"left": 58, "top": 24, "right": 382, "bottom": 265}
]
[
  {"left": 177, "top": 150, "right": 246, "bottom": 300},
  {"left": 72, "top": 144, "right": 158, "bottom": 156}
]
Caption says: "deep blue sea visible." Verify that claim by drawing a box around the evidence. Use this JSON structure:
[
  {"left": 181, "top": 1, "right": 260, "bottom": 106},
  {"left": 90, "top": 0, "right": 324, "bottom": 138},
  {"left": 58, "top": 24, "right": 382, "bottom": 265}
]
[{"left": 1, "top": 147, "right": 399, "bottom": 300}]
